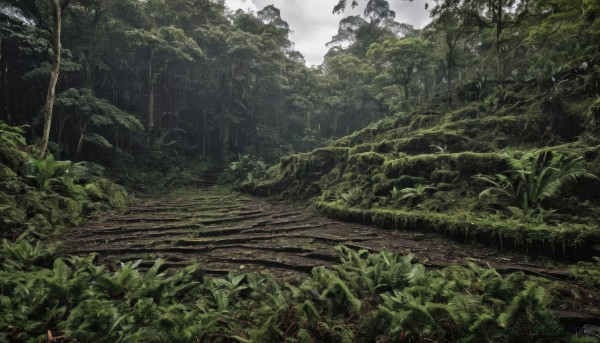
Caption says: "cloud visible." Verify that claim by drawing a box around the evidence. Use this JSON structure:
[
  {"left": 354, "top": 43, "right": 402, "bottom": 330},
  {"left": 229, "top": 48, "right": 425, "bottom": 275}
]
[
  {"left": 224, "top": 0, "right": 431, "bottom": 66},
  {"left": 225, "top": 0, "right": 258, "bottom": 12}
]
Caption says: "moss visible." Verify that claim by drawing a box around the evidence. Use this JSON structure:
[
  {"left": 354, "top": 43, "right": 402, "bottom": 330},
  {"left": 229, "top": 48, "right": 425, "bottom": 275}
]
[
  {"left": 430, "top": 169, "right": 461, "bottom": 183},
  {"left": 446, "top": 106, "right": 481, "bottom": 121},
  {"left": 374, "top": 140, "right": 393, "bottom": 153},
  {"left": 0, "top": 162, "right": 16, "bottom": 178},
  {"left": 314, "top": 201, "right": 600, "bottom": 260},
  {"left": 394, "top": 175, "right": 427, "bottom": 188},
  {"left": 347, "top": 152, "right": 385, "bottom": 174},
  {"left": 239, "top": 65, "right": 600, "bottom": 257},
  {"left": 252, "top": 152, "right": 347, "bottom": 200},
  {"left": 348, "top": 143, "right": 375, "bottom": 155},
  {"left": 383, "top": 152, "right": 512, "bottom": 179},
  {"left": 102, "top": 181, "right": 129, "bottom": 208},
  {"left": 405, "top": 114, "right": 444, "bottom": 131},
  {"left": 435, "top": 183, "right": 453, "bottom": 191},
  {"left": 0, "top": 147, "right": 28, "bottom": 173},
  {"left": 392, "top": 130, "right": 470, "bottom": 155},
  {"left": 279, "top": 147, "right": 349, "bottom": 181},
  {"left": 0, "top": 122, "right": 133, "bottom": 239}
]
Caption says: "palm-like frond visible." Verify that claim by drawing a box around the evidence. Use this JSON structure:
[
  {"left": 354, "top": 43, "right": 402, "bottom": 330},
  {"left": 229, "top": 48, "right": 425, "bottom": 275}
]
[
  {"left": 26, "top": 155, "right": 71, "bottom": 192},
  {"left": 474, "top": 151, "right": 598, "bottom": 215}
]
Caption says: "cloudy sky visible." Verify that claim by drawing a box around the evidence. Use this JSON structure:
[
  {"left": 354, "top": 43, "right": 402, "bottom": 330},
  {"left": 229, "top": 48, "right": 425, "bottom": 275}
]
[{"left": 224, "top": 0, "right": 431, "bottom": 66}]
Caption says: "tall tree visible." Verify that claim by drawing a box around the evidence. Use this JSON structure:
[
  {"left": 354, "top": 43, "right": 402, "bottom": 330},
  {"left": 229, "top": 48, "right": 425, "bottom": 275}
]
[
  {"left": 426, "top": 1, "right": 483, "bottom": 92},
  {"left": 322, "top": 55, "right": 375, "bottom": 137},
  {"left": 7, "top": 0, "right": 71, "bottom": 158},
  {"left": 126, "top": 26, "right": 203, "bottom": 130},
  {"left": 368, "top": 37, "right": 434, "bottom": 105},
  {"left": 40, "top": 0, "right": 63, "bottom": 159}
]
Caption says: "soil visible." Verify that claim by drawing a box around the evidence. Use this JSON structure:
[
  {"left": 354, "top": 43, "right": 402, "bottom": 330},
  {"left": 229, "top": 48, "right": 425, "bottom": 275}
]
[{"left": 56, "top": 172, "right": 600, "bottom": 327}]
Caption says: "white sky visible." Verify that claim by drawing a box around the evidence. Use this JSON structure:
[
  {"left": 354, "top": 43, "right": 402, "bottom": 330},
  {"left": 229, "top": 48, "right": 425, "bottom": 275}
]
[{"left": 224, "top": 0, "right": 431, "bottom": 66}]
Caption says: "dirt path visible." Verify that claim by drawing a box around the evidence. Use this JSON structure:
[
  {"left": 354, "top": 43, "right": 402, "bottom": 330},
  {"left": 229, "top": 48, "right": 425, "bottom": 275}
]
[
  {"left": 57, "top": 178, "right": 599, "bottom": 325},
  {"left": 60, "top": 187, "right": 552, "bottom": 277}
]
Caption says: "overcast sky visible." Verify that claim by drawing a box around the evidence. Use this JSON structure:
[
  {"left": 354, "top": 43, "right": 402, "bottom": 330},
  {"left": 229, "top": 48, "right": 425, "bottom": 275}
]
[{"left": 224, "top": 0, "right": 431, "bottom": 66}]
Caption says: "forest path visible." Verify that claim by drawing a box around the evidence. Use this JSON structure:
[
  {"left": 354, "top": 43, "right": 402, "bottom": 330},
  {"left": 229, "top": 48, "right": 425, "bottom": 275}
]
[
  {"left": 57, "top": 176, "right": 599, "bottom": 324},
  {"left": 60, "top": 186, "right": 563, "bottom": 278}
]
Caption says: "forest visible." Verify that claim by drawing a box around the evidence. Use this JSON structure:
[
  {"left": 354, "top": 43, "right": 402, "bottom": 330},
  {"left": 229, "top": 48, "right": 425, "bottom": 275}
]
[{"left": 0, "top": 0, "right": 599, "bottom": 341}]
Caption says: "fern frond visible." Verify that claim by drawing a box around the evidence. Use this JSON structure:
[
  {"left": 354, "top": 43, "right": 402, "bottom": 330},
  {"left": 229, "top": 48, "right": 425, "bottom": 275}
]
[{"left": 83, "top": 133, "right": 113, "bottom": 149}]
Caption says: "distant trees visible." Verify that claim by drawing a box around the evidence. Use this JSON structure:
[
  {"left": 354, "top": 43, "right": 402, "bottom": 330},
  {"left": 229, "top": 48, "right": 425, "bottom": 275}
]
[
  {"left": 368, "top": 37, "right": 434, "bottom": 107},
  {"left": 126, "top": 26, "right": 203, "bottom": 130},
  {"left": 333, "top": 0, "right": 600, "bottom": 92},
  {"left": 0, "top": 1, "right": 331, "bottom": 162},
  {"left": 0, "top": 0, "right": 598, "bottom": 164},
  {"left": 54, "top": 88, "right": 143, "bottom": 157},
  {"left": 323, "top": 55, "right": 375, "bottom": 137}
]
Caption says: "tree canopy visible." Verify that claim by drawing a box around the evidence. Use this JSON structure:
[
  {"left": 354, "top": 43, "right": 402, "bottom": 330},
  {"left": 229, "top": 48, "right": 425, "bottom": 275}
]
[{"left": 0, "top": 0, "right": 597, "bottom": 163}]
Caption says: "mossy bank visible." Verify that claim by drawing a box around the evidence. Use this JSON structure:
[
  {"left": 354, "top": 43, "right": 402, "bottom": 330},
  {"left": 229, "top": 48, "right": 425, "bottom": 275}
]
[{"left": 233, "top": 56, "right": 600, "bottom": 259}]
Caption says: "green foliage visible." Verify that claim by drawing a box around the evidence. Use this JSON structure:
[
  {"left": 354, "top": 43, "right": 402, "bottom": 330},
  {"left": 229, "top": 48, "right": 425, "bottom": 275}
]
[
  {"left": 55, "top": 88, "right": 143, "bottom": 155},
  {"left": 367, "top": 37, "right": 434, "bottom": 109},
  {"left": 315, "top": 201, "right": 600, "bottom": 258},
  {"left": 25, "top": 155, "right": 71, "bottom": 192},
  {"left": 0, "top": 122, "right": 27, "bottom": 150},
  {"left": 0, "top": 240, "right": 52, "bottom": 271},
  {"left": 0, "top": 243, "right": 566, "bottom": 342},
  {"left": 224, "top": 154, "right": 267, "bottom": 185},
  {"left": 291, "top": 246, "right": 560, "bottom": 342},
  {"left": 475, "top": 151, "right": 599, "bottom": 215},
  {"left": 0, "top": 123, "right": 130, "bottom": 239},
  {"left": 392, "top": 184, "right": 437, "bottom": 207},
  {"left": 339, "top": 187, "right": 366, "bottom": 207},
  {"left": 569, "top": 257, "right": 600, "bottom": 295},
  {"left": 0, "top": 122, "right": 30, "bottom": 172}
]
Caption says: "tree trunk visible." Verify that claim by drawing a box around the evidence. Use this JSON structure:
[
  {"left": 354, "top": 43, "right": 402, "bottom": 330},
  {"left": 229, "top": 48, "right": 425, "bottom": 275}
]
[
  {"left": 83, "top": 10, "right": 101, "bottom": 90},
  {"left": 39, "top": 0, "right": 62, "bottom": 159},
  {"left": 84, "top": 57, "right": 93, "bottom": 90},
  {"left": 202, "top": 108, "right": 207, "bottom": 157},
  {"left": 0, "top": 37, "right": 7, "bottom": 121},
  {"left": 76, "top": 120, "right": 89, "bottom": 158},
  {"left": 147, "top": 49, "right": 155, "bottom": 130},
  {"left": 447, "top": 48, "right": 453, "bottom": 93},
  {"left": 494, "top": 0, "right": 504, "bottom": 80},
  {"left": 219, "top": 112, "right": 229, "bottom": 162},
  {"left": 148, "top": 82, "right": 155, "bottom": 130},
  {"left": 332, "top": 111, "right": 338, "bottom": 137}
]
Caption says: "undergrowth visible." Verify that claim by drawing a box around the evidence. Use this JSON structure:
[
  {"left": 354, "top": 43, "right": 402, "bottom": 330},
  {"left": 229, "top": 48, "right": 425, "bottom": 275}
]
[
  {"left": 232, "top": 59, "right": 600, "bottom": 258},
  {"left": 1, "top": 242, "right": 587, "bottom": 343},
  {"left": 0, "top": 122, "right": 130, "bottom": 239}
]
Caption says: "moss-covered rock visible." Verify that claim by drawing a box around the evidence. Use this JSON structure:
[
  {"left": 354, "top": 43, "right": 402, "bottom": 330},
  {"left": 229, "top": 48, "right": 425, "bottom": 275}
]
[
  {"left": 347, "top": 152, "right": 385, "bottom": 174},
  {"left": 383, "top": 152, "right": 511, "bottom": 179}
]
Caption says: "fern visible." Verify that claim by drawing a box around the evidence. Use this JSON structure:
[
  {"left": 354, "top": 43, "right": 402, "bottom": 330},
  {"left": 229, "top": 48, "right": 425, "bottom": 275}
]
[
  {"left": 467, "top": 314, "right": 503, "bottom": 342},
  {"left": 1, "top": 239, "right": 51, "bottom": 270},
  {"left": 497, "top": 282, "right": 554, "bottom": 329},
  {"left": 83, "top": 132, "right": 113, "bottom": 149},
  {"left": 25, "top": 155, "right": 71, "bottom": 192},
  {"left": 0, "top": 244, "right": 563, "bottom": 342},
  {"left": 339, "top": 187, "right": 365, "bottom": 207},
  {"left": 0, "top": 121, "right": 27, "bottom": 148},
  {"left": 68, "top": 161, "right": 105, "bottom": 182},
  {"left": 475, "top": 151, "right": 598, "bottom": 215},
  {"left": 393, "top": 184, "right": 437, "bottom": 206}
]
